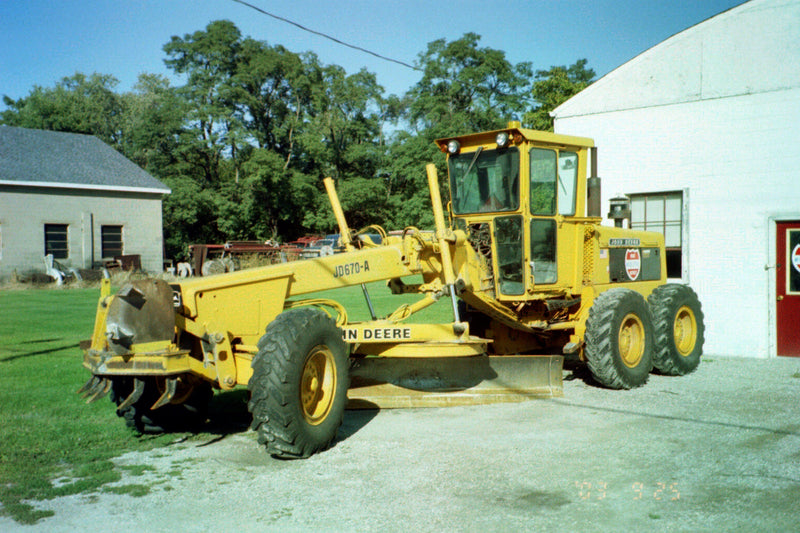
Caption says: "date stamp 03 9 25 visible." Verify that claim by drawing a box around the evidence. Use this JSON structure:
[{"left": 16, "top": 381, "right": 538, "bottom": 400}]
[{"left": 574, "top": 481, "right": 681, "bottom": 501}]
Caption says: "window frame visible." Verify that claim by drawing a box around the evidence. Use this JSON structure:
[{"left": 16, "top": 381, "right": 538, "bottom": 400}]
[
  {"left": 101, "top": 225, "right": 124, "bottom": 259},
  {"left": 628, "top": 190, "right": 685, "bottom": 280},
  {"left": 448, "top": 147, "right": 520, "bottom": 215},
  {"left": 44, "top": 223, "right": 69, "bottom": 260}
]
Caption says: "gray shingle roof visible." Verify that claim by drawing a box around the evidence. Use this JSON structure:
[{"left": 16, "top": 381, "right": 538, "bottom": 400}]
[{"left": 0, "top": 126, "right": 170, "bottom": 193}]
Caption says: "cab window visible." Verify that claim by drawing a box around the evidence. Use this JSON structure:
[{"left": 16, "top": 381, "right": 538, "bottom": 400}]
[
  {"left": 531, "top": 219, "right": 557, "bottom": 284},
  {"left": 558, "top": 151, "right": 578, "bottom": 216},
  {"left": 449, "top": 148, "right": 519, "bottom": 214},
  {"left": 494, "top": 215, "right": 524, "bottom": 295},
  {"left": 529, "top": 148, "right": 556, "bottom": 215}
]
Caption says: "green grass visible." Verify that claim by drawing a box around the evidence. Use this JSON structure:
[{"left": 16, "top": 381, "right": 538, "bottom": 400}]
[
  {"left": 0, "top": 287, "right": 182, "bottom": 524},
  {"left": 0, "top": 279, "right": 451, "bottom": 524},
  {"left": 297, "top": 276, "right": 454, "bottom": 323}
]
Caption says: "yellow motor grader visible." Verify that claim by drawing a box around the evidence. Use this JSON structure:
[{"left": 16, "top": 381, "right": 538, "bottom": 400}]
[{"left": 80, "top": 121, "right": 704, "bottom": 458}]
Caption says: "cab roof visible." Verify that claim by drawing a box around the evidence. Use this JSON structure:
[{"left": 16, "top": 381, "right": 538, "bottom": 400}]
[{"left": 435, "top": 121, "right": 594, "bottom": 152}]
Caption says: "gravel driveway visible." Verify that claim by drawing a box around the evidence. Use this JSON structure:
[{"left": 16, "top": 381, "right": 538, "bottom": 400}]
[{"left": 4, "top": 356, "right": 800, "bottom": 532}]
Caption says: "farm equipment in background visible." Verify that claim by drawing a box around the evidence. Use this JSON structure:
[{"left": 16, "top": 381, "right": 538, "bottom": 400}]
[
  {"left": 186, "top": 235, "right": 346, "bottom": 276},
  {"left": 79, "top": 121, "right": 704, "bottom": 459}
]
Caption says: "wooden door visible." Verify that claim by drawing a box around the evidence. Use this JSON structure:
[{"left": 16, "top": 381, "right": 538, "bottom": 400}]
[{"left": 777, "top": 221, "right": 800, "bottom": 356}]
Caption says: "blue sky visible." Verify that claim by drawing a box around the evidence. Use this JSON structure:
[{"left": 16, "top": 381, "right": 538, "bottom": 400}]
[{"left": 1, "top": 0, "right": 746, "bottom": 108}]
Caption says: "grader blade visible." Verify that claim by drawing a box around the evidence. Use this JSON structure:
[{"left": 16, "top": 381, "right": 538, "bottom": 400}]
[{"left": 347, "top": 355, "right": 563, "bottom": 409}]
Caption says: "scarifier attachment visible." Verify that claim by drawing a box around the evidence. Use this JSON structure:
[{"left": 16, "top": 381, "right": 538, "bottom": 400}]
[
  {"left": 347, "top": 354, "right": 563, "bottom": 408},
  {"left": 105, "top": 279, "right": 175, "bottom": 355}
]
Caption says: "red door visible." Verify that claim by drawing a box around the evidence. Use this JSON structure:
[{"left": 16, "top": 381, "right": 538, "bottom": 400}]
[{"left": 777, "top": 221, "right": 800, "bottom": 356}]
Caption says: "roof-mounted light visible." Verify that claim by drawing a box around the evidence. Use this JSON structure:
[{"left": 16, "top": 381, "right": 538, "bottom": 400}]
[
  {"left": 447, "top": 140, "right": 461, "bottom": 154},
  {"left": 496, "top": 131, "right": 510, "bottom": 148}
]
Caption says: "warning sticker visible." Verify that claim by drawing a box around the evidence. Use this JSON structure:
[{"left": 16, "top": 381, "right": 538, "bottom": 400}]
[
  {"left": 625, "top": 249, "right": 641, "bottom": 280},
  {"left": 793, "top": 244, "right": 800, "bottom": 274}
]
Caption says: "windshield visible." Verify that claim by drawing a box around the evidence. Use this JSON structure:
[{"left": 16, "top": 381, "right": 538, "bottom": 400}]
[{"left": 449, "top": 147, "right": 519, "bottom": 214}]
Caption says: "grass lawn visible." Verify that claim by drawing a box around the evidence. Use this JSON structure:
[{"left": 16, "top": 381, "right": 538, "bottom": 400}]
[{"left": 0, "top": 278, "right": 451, "bottom": 524}]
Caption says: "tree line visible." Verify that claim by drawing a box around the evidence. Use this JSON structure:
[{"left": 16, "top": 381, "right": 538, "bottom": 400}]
[{"left": 1, "top": 20, "right": 594, "bottom": 259}]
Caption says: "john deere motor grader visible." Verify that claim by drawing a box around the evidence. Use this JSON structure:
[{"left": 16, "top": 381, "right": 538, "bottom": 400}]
[{"left": 80, "top": 121, "right": 704, "bottom": 459}]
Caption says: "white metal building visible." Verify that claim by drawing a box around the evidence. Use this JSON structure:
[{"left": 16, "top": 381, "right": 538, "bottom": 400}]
[
  {"left": 0, "top": 126, "right": 170, "bottom": 279},
  {"left": 552, "top": 0, "right": 800, "bottom": 357}
]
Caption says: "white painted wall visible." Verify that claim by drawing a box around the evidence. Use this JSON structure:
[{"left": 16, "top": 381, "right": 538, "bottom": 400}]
[
  {"left": 556, "top": 88, "right": 800, "bottom": 358},
  {"left": 0, "top": 186, "right": 165, "bottom": 278},
  {"left": 553, "top": 0, "right": 800, "bottom": 357}
]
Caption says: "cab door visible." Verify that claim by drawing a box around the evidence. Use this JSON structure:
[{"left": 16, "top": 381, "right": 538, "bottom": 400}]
[{"left": 526, "top": 148, "right": 579, "bottom": 288}]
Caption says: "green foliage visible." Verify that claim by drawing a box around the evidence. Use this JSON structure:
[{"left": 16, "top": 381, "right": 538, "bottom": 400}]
[
  {"left": 524, "top": 59, "right": 596, "bottom": 131},
  {"left": 1, "top": 73, "right": 123, "bottom": 145},
  {"left": 406, "top": 32, "right": 532, "bottom": 134},
  {"left": 119, "top": 74, "right": 188, "bottom": 178},
  {"left": 0, "top": 21, "right": 595, "bottom": 252}
]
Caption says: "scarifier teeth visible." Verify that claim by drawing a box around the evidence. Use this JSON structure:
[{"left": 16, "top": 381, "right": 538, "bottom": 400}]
[
  {"left": 85, "top": 378, "right": 112, "bottom": 404},
  {"left": 77, "top": 376, "right": 95, "bottom": 395},
  {"left": 117, "top": 378, "right": 145, "bottom": 411},
  {"left": 151, "top": 378, "right": 178, "bottom": 410},
  {"left": 79, "top": 376, "right": 111, "bottom": 403},
  {"left": 78, "top": 375, "right": 102, "bottom": 396}
]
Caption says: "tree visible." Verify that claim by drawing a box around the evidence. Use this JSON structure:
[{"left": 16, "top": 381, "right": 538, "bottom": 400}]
[
  {"left": 215, "top": 148, "right": 316, "bottom": 241},
  {"left": 524, "top": 59, "right": 595, "bottom": 131},
  {"left": 160, "top": 175, "right": 220, "bottom": 259},
  {"left": 1, "top": 73, "right": 123, "bottom": 145},
  {"left": 299, "top": 63, "right": 385, "bottom": 179},
  {"left": 163, "top": 20, "right": 245, "bottom": 184},
  {"left": 405, "top": 33, "right": 532, "bottom": 136},
  {"left": 230, "top": 39, "right": 312, "bottom": 160},
  {"left": 119, "top": 74, "right": 188, "bottom": 178}
]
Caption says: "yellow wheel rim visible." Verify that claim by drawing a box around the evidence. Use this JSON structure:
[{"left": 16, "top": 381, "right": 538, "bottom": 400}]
[
  {"left": 300, "top": 346, "right": 337, "bottom": 425},
  {"left": 618, "top": 313, "right": 645, "bottom": 368},
  {"left": 674, "top": 305, "right": 698, "bottom": 357}
]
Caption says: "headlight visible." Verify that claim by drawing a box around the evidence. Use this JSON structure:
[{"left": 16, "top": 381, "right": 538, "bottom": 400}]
[
  {"left": 447, "top": 140, "right": 461, "bottom": 154},
  {"left": 496, "top": 131, "right": 510, "bottom": 148}
]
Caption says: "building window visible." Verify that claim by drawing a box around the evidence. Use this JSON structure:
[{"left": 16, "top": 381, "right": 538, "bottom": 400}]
[
  {"left": 44, "top": 224, "right": 69, "bottom": 259},
  {"left": 101, "top": 225, "right": 123, "bottom": 258},
  {"left": 629, "top": 192, "right": 683, "bottom": 278}
]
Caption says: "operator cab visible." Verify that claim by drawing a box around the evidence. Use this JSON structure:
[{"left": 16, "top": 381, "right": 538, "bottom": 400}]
[{"left": 437, "top": 122, "right": 594, "bottom": 299}]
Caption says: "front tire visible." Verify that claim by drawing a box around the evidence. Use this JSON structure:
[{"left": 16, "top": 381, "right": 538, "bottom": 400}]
[
  {"left": 585, "top": 288, "right": 655, "bottom": 389},
  {"left": 248, "top": 308, "right": 350, "bottom": 459},
  {"left": 648, "top": 284, "right": 704, "bottom": 375}
]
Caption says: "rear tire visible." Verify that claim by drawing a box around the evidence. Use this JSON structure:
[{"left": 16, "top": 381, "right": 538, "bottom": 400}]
[
  {"left": 648, "top": 284, "right": 704, "bottom": 375},
  {"left": 110, "top": 376, "right": 212, "bottom": 433},
  {"left": 248, "top": 308, "right": 349, "bottom": 459},
  {"left": 585, "top": 288, "right": 654, "bottom": 389}
]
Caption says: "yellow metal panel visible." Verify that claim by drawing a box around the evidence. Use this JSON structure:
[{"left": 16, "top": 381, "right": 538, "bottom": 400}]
[{"left": 355, "top": 342, "right": 487, "bottom": 358}]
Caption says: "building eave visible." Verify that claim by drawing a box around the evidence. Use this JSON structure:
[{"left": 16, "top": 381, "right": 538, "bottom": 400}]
[{"left": 0, "top": 180, "right": 171, "bottom": 195}]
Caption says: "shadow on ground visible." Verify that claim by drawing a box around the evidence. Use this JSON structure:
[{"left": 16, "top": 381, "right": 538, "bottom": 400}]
[{"left": 182, "top": 389, "right": 379, "bottom": 449}]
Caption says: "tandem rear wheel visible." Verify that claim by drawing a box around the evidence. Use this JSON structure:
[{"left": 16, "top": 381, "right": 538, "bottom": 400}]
[
  {"left": 248, "top": 308, "right": 350, "bottom": 459},
  {"left": 648, "top": 284, "right": 705, "bottom": 375},
  {"left": 585, "top": 288, "right": 655, "bottom": 389}
]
